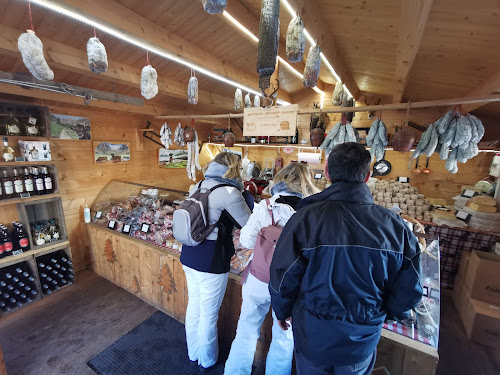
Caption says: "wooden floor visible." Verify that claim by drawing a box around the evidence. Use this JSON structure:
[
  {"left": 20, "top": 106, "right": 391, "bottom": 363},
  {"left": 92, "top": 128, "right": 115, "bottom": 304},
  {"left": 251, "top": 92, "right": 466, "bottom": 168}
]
[
  {"left": 0, "top": 270, "right": 156, "bottom": 375},
  {"left": 0, "top": 270, "right": 499, "bottom": 375}
]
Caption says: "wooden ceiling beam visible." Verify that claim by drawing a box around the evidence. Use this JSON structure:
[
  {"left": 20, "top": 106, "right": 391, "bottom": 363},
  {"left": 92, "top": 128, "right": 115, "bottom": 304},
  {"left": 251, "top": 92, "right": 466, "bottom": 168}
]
[
  {"left": 57, "top": 0, "right": 291, "bottom": 104},
  {"left": 461, "top": 70, "right": 500, "bottom": 113},
  {"left": 0, "top": 82, "right": 167, "bottom": 116},
  {"left": 0, "top": 24, "right": 235, "bottom": 110},
  {"left": 285, "top": 0, "right": 361, "bottom": 99},
  {"left": 393, "top": 0, "right": 435, "bottom": 103},
  {"left": 224, "top": 1, "right": 325, "bottom": 92}
]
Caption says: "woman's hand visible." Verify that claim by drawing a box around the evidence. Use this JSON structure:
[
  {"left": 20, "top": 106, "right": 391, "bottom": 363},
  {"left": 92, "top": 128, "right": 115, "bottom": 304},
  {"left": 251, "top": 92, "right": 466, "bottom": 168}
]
[{"left": 278, "top": 317, "right": 292, "bottom": 331}]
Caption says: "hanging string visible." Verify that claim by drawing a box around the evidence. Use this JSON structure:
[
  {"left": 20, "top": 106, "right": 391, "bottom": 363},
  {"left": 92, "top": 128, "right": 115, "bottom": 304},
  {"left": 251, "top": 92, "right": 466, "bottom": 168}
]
[
  {"left": 405, "top": 101, "right": 411, "bottom": 126},
  {"left": 191, "top": 69, "right": 195, "bottom": 78},
  {"left": 228, "top": 114, "right": 231, "bottom": 131},
  {"left": 28, "top": 1, "right": 35, "bottom": 32},
  {"left": 191, "top": 118, "right": 195, "bottom": 129},
  {"left": 146, "top": 50, "right": 150, "bottom": 66},
  {"left": 94, "top": 28, "right": 96, "bottom": 38}
]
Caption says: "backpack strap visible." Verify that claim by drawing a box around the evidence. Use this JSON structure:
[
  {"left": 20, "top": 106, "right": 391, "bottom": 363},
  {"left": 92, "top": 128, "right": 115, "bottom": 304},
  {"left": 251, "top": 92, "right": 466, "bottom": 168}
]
[
  {"left": 266, "top": 199, "right": 275, "bottom": 226},
  {"left": 209, "top": 183, "right": 233, "bottom": 192}
]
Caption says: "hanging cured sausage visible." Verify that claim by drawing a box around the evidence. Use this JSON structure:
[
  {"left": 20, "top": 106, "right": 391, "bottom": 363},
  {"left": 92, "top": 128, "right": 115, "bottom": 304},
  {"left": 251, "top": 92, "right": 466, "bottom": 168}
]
[
  {"left": 303, "top": 45, "right": 321, "bottom": 88},
  {"left": 18, "top": 30, "right": 54, "bottom": 81},
  {"left": 141, "top": 64, "right": 158, "bottom": 100},
  {"left": 257, "top": 0, "right": 280, "bottom": 91},
  {"left": 202, "top": 0, "right": 227, "bottom": 14},
  {"left": 286, "top": 16, "right": 305, "bottom": 63},
  {"left": 87, "top": 37, "right": 108, "bottom": 74}
]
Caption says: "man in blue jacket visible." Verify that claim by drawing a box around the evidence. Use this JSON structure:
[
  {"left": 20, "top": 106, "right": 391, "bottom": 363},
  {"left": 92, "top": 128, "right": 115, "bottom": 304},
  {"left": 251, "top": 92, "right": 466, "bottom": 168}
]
[{"left": 269, "top": 142, "right": 423, "bottom": 375}]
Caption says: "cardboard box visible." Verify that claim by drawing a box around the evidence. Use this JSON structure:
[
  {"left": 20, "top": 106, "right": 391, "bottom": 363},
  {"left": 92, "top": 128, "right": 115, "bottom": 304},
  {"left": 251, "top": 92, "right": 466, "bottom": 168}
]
[
  {"left": 453, "top": 277, "right": 500, "bottom": 349},
  {"left": 457, "top": 251, "right": 471, "bottom": 282},
  {"left": 460, "top": 250, "right": 500, "bottom": 306}
]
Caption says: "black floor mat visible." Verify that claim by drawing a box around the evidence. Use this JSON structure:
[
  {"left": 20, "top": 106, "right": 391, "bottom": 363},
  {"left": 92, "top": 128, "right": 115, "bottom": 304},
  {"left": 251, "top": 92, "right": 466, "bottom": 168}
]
[{"left": 87, "top": 311, "right": 225, "bottom": 375}]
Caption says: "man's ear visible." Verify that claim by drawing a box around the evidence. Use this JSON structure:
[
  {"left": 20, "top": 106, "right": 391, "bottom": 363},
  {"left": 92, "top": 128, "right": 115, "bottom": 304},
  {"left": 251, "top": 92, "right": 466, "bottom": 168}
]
[{"left": 364, "top": 171, "right": 372, "bottom": 183}]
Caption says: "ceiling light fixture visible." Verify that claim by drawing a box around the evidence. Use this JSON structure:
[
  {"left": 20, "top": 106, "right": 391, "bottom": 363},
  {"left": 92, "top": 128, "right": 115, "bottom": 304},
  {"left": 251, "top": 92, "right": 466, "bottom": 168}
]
[{"left": 26, "top": 0, "right": 292, "bottom": 105}]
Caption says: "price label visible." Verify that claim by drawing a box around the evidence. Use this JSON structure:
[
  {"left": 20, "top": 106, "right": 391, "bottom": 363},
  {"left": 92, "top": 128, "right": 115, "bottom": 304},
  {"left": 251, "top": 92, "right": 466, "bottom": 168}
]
[
  {"left": 29, "top": 117, "right": 37, "bottom": 125},
  {"left": 15, "top": 157, "right": 26, "bottom": 162},
  {"left": 122, "top": 225, "right": 131, "bottom": 234},
  {"left": 314, "top": 173, "right": 323, "bottom": 180},
  {"left": 141, "top": 224, "right": 150, "bottom": 233},
  {"left": 12, "top": 250, "right": 23, "bottom": 256},
  {"left": 397, "top": 177, "right": 409, "bottom": 183},
  {"left": 422, "top": 286, "right": 429, "bottom": 297},
  {"left": 461, "top": 190, "right": 478, "bottom": 198},
  {"left": 20, "top": 192, "right": 31, "bottom": 198},
  {"left": 108, "top": 220, "right": 116, "bottom": 229},
  {"left": 456, "top": 211, "right": 472, "bottom": 223},
  {"left": 95, "top": 211, "right": 102, "bottom": 219}
]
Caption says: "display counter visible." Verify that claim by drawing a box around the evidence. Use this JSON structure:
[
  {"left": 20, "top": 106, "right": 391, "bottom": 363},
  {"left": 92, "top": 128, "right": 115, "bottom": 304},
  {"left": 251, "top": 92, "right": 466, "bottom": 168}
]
[{"left": 85, "top": 180, "right": 439, "bottom": 375}]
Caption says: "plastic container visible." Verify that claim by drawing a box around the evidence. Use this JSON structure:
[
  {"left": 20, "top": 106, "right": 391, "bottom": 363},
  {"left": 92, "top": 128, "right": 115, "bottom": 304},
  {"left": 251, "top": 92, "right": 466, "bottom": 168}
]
[{"left": 84, "top": 205, "right": 91, "bottom": 223}]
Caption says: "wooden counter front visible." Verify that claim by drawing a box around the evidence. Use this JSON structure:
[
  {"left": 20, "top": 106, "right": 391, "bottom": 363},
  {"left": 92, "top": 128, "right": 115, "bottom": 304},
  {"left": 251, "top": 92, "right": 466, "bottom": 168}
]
[{"left": 85, "top": 223, "right": 438, "bottom": 374}]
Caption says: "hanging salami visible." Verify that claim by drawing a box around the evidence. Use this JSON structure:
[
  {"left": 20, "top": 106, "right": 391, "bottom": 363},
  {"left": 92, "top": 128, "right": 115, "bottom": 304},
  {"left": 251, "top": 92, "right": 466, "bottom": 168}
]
[
  {"left": 257, "top": 0, "right": 280, "bottom": 91},
  {"left": 18, "top": 30, "right": 54, "bottom": 81},
  {"left": 286, "top": 16, "right": 305, "bottom": 63},
  {"left": 303, "top": 45, "right": 321, "bottom": 88},
  {"left": 87, "top": 37, "right": 108, "bottom": 74}
]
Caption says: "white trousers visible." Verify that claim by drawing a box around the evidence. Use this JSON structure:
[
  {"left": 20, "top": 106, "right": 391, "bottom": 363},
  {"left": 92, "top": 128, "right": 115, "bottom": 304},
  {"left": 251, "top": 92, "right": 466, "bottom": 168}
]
[
  {"left": 183, "top": 266, "right": 229, "bottom": 369},
  {"left": 224, "top": 273, "right": 294, "bottom": 375}
]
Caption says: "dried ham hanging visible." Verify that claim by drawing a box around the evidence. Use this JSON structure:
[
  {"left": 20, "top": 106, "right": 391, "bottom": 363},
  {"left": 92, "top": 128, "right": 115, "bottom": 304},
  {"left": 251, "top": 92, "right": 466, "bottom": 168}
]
[
  {"left": 187, "top": 126, "right": 201, "bottom": 181},
  {"left": 18, "top": 30, "right": 54, "bottom": 81},
  {"left": 160, "top": 122, "right": 173, "bottom": 149},
  {"left": 87, "top": 37, "right": 108, "bottom": 74},
  {"left": 303, "top": 45, "right": 321, "bottom": 88},
  {"left": 202, "top": 0, "right": 227, "bottom": 14},
  {"left": 187, "top": 72, "right": 198, "bottom": 105},
  {"left": 257, "top": 0, "right": 280, "bottom": 91},
  {"left": 286, "top": 16, "right": 305, "bottom": 63},
  {"left": 141, "top": 64, "right": 158, "bottom": 100},
  {"left": 234, "top": 89, "right": 243, "bottom": 110}
]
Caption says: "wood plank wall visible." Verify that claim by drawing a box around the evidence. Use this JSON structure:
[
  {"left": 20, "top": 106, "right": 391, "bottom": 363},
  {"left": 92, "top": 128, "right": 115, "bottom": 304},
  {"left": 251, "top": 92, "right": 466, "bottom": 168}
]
[{"left": 0, "top": 98, "right": 198, "bottom": 273}]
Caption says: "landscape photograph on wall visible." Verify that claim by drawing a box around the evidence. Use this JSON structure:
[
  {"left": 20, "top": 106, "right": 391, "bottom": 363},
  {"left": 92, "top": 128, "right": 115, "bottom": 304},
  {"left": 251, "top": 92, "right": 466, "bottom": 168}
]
[{"left": 93, "top": 141, "right": 131, "bottom": 165}]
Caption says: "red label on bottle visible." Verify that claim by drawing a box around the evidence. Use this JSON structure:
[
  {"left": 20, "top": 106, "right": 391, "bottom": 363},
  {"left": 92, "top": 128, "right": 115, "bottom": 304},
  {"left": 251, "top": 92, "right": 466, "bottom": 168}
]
[
  {"left": 0, "top": 244, "right": 4, "bottom": 254},
  {"left": 20, "top": 239, "right": 29, "bottom": 248},
  {"left": 4, "top": 242, "right": 13, "bottom": 252}
]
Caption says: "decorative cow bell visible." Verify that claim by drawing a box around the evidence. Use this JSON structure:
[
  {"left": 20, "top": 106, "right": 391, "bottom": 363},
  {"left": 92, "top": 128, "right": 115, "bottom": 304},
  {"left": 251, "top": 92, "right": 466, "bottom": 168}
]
[
  {"left": 223, "top": 131, "right": 236, "bottom": 147},
  {"left": 310, "top": 127, "right": 325, "bottom": 147}
]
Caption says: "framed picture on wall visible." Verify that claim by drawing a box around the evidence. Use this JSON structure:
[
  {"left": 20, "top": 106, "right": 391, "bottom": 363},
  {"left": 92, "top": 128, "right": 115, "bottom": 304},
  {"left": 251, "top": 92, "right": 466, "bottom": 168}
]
[
  {"left": 50, "top": 114, "right": 91, "bottom": 140},
  {"left": 93, "top": 141, "right": 131, "bottom": 165},
  {"left": 159, "top": 148, "right": 188, "bottom": 168}
]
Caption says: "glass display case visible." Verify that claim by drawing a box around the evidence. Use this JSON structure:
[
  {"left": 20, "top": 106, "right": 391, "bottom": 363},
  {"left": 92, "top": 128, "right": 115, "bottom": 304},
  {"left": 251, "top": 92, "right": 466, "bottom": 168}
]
[
  {"left": 90, "top": 180, "right": 188, "bottom": 251},
  {"left": 384, "top": 232, "right": 440, "bottom": 349}
]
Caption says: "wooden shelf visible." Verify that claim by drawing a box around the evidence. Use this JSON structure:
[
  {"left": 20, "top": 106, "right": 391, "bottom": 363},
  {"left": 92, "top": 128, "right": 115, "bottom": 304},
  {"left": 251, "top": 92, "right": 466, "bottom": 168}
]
[
  {"left": 0, "top": 193, "right": 61, "bottom": 207},
  {"left": 31, "top": 240, "right": 70, "bottom": 256},
  {"left": 0, "top": 241, "right": 69, "bottom": 268},
  {"left": 0, "top": 293, "right": 42, "bottom": 317},
  {"left": 0, "top": 161, "right": 54, "bottom": 167}
]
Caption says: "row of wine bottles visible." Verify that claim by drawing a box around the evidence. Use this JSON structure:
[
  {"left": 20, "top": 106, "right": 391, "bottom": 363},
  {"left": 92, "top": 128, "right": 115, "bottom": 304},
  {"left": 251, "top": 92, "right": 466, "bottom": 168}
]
[
  {"left": 0, "top": 262, "right": 38, "bottom": 312},
  {"left": 36, "top": 250, "right": 74, "bottom": 295},
  {"left": 0, "top": 166, "right": 53, "bottom": 200}
]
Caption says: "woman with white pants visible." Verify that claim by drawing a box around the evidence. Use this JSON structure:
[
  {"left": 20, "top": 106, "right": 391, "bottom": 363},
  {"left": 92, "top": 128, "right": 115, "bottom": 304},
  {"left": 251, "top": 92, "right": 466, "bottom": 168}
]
[
  {"left": 224, "top": 163, "right": 319, "bottom": 375},
  {"left": 180, "top": 152, "right": 252, "bottom": 371}
]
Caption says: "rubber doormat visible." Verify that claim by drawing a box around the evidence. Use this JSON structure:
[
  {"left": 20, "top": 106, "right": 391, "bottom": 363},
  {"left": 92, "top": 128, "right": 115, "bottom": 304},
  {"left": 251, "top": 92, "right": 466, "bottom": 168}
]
[{"left": 87, "top": 311, "right": 225, "bottom": 375}]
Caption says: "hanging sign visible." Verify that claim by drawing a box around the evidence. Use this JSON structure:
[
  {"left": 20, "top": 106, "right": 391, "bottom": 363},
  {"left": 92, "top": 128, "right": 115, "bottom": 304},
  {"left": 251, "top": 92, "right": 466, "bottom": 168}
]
[{"left": 243, "top": 105, "right": 298, "bottom": 137}]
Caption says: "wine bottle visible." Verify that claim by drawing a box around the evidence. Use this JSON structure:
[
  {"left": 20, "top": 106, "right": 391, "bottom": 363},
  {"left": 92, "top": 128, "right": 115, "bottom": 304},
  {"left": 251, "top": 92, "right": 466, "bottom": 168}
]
[
  {"left": 1, "top": 170, "right": 14, "bottom": 199},
  {"left": 2, "top": 137, "right": 14, "bottom": 162}
]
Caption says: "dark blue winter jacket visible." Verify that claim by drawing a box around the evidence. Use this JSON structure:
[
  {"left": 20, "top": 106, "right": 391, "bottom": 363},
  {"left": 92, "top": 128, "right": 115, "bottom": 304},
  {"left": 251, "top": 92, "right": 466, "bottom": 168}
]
[{"left": 269, "top": 181, "right": 423, "bottom": 366}]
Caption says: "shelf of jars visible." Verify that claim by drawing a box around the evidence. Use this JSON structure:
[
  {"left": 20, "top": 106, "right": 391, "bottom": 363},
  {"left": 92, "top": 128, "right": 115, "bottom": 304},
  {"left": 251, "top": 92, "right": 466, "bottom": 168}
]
[{"left": 0, "top": 101, "right": 50, "bottom": 138}]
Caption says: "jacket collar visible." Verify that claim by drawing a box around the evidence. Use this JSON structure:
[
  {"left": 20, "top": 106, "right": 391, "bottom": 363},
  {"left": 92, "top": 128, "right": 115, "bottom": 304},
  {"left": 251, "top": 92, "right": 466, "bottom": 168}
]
[{"left": 297, "top": 181, "right": 373, "bottom": 209}]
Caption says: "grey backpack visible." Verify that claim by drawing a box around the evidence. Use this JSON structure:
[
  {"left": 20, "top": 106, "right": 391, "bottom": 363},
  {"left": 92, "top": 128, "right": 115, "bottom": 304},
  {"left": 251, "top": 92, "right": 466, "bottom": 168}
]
[{"left": 172, "top": 181, "right": 230, "bottom": 246}]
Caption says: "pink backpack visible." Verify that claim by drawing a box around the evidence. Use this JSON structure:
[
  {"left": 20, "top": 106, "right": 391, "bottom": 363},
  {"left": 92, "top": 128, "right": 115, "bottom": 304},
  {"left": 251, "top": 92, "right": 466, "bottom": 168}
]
[{"left": 243, "top": 199, "right": 283, "bottom": 284}]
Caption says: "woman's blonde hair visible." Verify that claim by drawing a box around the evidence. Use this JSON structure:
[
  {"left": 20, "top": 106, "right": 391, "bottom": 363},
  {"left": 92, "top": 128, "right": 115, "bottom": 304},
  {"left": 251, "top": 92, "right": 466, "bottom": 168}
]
[
  {"left": 273, "top": 162, "right": 320, "bottom": 198},
  {"left": 211, "top": 151, "right": 242, "bottom": 179}
]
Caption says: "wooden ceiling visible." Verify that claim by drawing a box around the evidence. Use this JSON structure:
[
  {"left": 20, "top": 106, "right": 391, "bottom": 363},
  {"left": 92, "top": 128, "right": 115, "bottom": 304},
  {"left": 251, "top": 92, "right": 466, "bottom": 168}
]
[{"left": 1, "top": 0, "right": 500, "bottom": 118}]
